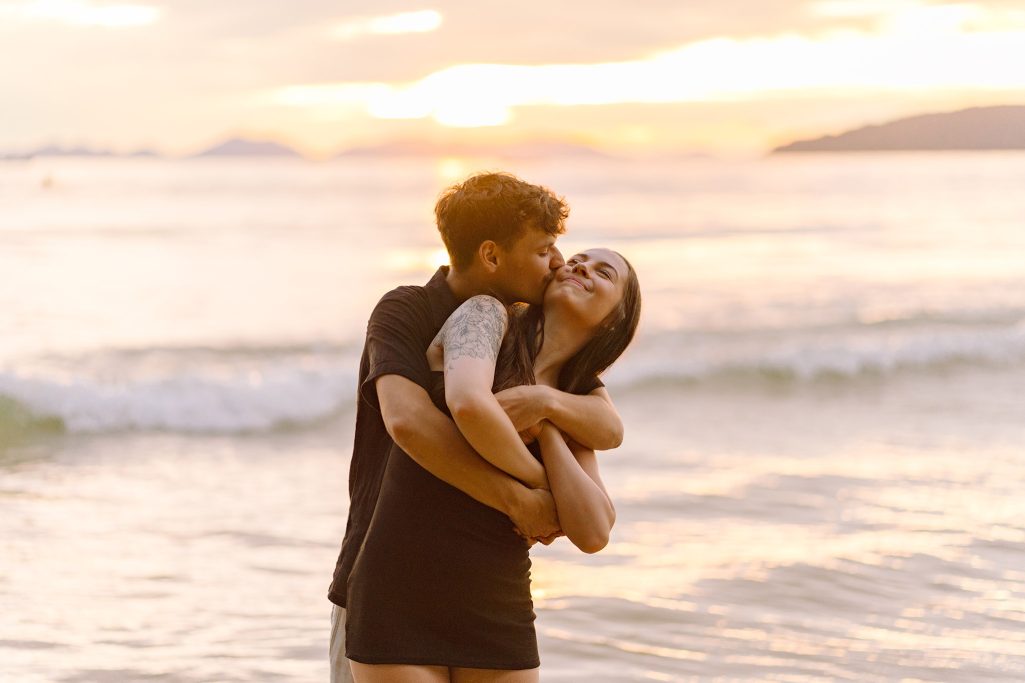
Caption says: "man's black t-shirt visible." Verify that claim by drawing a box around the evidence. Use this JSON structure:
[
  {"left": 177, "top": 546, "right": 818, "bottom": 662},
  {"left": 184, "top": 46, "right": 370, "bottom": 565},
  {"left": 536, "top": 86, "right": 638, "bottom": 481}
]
[{"left": 327, "top": 267, "right": 459, "bottom": 608}]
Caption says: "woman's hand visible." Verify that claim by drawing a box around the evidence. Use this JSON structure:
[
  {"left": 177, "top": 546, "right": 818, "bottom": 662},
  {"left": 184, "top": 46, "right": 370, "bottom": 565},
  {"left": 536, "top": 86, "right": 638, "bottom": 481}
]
[
  {"left": 538, "top": 420, "right": 560, "bottom": 439},
  {"left": 495, "top": 385, "right": 551, "bottom": 435},
  {"left": 518, "top": 422, "right": 544, "bottom": 445},
  {"left": 498, "top": 385, "right": 624, "bottom": 451}
]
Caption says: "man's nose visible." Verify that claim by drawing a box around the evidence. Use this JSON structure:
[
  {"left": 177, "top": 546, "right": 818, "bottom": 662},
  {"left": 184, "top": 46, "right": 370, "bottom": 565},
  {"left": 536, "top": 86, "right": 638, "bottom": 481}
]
[{"left": 549, "top": 246, "right": 565, "bottom": 270}]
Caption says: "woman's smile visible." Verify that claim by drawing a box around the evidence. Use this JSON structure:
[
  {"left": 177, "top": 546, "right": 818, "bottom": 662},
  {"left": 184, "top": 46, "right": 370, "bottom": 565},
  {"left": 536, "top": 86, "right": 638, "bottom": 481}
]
[
  {"left": 561, "top": 275, "right": 590, "bottom": 291},
  {"left": 566, "top": 277, "right": 586, "bottom": 290}
]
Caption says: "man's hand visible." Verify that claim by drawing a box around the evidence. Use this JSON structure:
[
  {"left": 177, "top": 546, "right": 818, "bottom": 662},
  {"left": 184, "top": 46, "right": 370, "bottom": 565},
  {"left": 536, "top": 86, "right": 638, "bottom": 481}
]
[
  {"left": 536, "top": 531, "right": 564, "bottom": 546},
  {"left": 515, "top": 529, "right": 565, "bottom": 547},
  {"left": 509, "top": 487, "right": 560, "bottom": 541},
  {"left": 495, "top": 385, "right": 551, "bottom": 435}
]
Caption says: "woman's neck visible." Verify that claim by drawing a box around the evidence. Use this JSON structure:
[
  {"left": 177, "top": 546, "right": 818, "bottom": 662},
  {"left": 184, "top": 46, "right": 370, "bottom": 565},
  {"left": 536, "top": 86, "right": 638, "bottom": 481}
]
[{"left": 532, "top": 308, "right": 590, "bottom": 387}]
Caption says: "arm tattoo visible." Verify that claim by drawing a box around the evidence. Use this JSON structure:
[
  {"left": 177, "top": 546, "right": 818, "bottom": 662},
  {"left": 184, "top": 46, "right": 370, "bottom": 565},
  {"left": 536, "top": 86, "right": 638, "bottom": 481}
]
[{"left": 438, "top": 295, "right": 508, "bottom": 368}]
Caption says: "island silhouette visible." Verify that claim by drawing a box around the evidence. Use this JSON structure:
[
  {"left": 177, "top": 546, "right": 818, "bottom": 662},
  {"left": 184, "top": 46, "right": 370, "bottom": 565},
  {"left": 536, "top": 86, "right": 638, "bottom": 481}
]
[
  {"left": 7, "top": 105, "right": 1025, "bottom": 160},
  {"left": 774, "top": 105, "right": 1025, "bottom": 153}
]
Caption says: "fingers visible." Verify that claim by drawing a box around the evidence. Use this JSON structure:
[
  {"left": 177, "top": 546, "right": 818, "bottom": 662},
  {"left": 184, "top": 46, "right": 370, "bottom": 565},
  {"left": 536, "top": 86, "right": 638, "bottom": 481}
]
[
  {"left": 539, "top": 531, "right": 564, "bottom": 545},
  {"left": 514, "top": 525, "right": 564, "bottom": 547}
]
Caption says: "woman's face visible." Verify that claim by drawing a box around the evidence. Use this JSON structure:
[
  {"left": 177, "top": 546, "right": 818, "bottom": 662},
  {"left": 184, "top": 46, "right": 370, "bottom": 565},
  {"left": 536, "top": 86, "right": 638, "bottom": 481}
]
[{"left": 544, "top": 248, "right": 629, "bottom": 331}]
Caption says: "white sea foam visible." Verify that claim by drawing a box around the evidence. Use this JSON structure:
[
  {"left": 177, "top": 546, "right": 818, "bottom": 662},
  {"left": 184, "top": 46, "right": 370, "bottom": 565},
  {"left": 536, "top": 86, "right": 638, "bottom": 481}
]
[
  {"left": 0, "top": 346, "right": 358, "bottom": 435},
  {"left": 2, "top": 317, "right": 1023, "bottom": 436},
  {"left": 608, "top": 317, "right": 1025, "bottom": 388}
]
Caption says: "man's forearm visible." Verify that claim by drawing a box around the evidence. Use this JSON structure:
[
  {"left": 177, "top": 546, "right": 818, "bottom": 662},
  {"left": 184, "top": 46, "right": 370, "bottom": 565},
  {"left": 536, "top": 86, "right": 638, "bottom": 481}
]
[
  {"left": 392, "top": 397, "right": 528, "bottom": 516},
  {"left": 544, "top": 389, "right": 624, "bottom": 450},
  {"left": 377, "top": 373, "right": 560, "bottom": 539}
]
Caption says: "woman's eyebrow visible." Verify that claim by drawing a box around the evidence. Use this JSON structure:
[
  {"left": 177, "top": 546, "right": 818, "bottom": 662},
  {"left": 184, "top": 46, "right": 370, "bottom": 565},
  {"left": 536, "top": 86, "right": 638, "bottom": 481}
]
[{"left": 595, "top": 260, "right": 620, "bottom": 279}]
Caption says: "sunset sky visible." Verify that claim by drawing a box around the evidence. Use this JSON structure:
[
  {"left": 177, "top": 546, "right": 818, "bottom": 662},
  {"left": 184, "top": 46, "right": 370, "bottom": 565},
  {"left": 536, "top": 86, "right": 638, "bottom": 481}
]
[{"left": 2, "top": 0, "right": 1025, "bottom": 156}]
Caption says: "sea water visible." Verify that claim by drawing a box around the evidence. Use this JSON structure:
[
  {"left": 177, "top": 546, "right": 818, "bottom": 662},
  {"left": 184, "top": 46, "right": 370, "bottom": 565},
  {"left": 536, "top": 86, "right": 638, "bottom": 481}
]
[{"left": 1, "top": 153, "right": 1024, "bottom": 681}]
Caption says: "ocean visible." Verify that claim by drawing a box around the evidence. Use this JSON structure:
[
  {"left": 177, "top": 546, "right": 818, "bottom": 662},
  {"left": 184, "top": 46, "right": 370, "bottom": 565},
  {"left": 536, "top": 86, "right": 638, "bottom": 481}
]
[{"left": 1, "top": 152, "right": 1024, "bottom": 681}]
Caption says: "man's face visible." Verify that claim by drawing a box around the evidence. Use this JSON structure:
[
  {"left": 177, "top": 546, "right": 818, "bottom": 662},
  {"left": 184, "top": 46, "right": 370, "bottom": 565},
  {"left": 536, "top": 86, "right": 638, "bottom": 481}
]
[{"left": 494, "top": 224, "right": 563, "bottom": 305}]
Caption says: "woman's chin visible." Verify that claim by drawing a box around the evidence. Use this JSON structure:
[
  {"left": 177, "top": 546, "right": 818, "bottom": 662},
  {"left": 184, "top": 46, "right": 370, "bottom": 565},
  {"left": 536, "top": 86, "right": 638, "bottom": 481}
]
[
  {"left": 542, "top": 287, "right": 575, "bottom": 310},
  {"left": 544, "top": 294, "right": 595, "bottom": 325}
]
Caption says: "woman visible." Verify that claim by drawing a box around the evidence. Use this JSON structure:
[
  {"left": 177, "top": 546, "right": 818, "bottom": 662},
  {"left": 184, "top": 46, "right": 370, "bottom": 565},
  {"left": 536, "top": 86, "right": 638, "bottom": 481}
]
[{"left": 346, "top": 248, "right": 641, "bottom": 682}]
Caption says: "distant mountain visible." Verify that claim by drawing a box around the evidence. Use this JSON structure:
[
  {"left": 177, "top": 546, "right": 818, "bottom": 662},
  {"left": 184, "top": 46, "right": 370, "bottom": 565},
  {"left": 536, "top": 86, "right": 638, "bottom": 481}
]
[
  {"left": 31, "top": 145, "right": 116, "bottom": 157},
  {"left": 191, "top": 137, "right": 303, "bottom": 158},
  {"left": 2, "top": 138, "right": 614, "bottom": 162},
  {"left": 334, "top": 140, "right": 613, "bottom": 160},
  {"left": 2, "top": 145, "right": 163, "bottom": 159},
  {"left": 774, "top": 106, "right": 1025, "bottom": 153}
]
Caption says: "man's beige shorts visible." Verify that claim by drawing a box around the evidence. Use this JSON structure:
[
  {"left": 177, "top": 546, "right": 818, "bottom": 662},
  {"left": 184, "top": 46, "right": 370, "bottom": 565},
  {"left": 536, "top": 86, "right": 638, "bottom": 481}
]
[{"left": 329, "top": 605, "right": 354, "bottom": 683}]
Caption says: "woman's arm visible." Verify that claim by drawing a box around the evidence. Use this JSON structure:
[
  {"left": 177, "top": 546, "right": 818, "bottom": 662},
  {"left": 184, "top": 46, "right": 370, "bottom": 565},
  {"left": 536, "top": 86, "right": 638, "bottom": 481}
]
[
  {"left": 438, "top": 295, "right": 548, "bottom": 490},
  {"left": 536, "top": 421, "right": 616, "bottom": 553},
  {"left": 495, "top": 385, "right": 624, "bottom": 450}
]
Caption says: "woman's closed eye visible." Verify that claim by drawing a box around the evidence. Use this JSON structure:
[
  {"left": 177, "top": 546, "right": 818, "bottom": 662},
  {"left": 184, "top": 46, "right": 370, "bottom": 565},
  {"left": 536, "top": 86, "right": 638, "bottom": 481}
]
[{"left": 569, "top": 260, "right": 611, "bottom": 280}]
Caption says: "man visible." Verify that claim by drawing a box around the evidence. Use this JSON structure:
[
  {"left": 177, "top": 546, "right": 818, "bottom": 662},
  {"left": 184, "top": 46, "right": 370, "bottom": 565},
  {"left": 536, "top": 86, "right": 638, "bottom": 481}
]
[{"left": 327, "top": 172, "right": 624, "bottom": 683}]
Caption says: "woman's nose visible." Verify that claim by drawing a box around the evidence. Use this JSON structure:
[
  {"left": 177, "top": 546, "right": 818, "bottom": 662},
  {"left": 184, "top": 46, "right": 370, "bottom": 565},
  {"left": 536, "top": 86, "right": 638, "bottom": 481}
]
[{"left": 572, "top": 262, "right": 589, "bottom": 276}]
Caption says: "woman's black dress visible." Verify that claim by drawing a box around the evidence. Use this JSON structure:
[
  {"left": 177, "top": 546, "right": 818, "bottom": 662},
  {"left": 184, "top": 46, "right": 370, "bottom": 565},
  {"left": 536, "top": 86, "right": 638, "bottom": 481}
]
[{"left": 344, "top": 372, "right": 541, "bottom": 670}]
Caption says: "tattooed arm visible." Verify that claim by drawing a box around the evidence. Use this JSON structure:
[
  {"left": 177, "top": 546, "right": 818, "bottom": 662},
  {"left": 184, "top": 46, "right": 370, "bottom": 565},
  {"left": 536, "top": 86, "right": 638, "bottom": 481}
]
[{"left": 436, "top": 295, "right": 549, "bottom": 490}]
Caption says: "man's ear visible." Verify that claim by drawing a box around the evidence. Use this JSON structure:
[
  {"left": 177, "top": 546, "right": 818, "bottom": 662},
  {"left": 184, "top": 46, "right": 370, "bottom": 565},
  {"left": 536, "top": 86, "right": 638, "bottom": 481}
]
[{"left": 479, "top": 240, "right": 500, "bottom": 272}]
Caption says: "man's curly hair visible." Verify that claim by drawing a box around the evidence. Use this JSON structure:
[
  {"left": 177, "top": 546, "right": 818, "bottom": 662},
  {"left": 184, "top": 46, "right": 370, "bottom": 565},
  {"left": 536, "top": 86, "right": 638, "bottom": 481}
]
[{"left": 435, "top": 172, "right": 569, "bottom": 270}]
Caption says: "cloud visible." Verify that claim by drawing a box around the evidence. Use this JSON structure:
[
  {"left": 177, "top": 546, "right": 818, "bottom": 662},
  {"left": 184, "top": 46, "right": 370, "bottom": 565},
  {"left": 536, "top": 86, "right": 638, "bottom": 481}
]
[
  {"left": 304, "top": 0, "right": 851, "bottom": 82},
  {"left": 329, "top": 9, "right": 442, "bottom": 40},
  {"left": 811, "top": 0, "right": 922, "bottom": 18},
  {"left": 0, "top": 0, "right": 160, "bottom": 27},
  {"left": 269, "top": 3, "right": 1025, "bottom": 129},
  {"left": 3, "top": 0, "right": 1022, "bottom": 153}
]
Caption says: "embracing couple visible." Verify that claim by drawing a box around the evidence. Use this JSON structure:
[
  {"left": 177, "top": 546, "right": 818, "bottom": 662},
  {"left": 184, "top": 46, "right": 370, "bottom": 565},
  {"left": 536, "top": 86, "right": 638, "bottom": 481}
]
[{"left": 327, "top": 172, "right": 641, "bottom": 682}]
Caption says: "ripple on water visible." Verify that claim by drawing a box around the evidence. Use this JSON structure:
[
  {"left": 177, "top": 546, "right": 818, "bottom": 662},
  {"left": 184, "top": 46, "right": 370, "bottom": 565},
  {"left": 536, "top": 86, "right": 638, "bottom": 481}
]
[{"left": 537, "top": 546, "right": 1025, "bottom": 681}]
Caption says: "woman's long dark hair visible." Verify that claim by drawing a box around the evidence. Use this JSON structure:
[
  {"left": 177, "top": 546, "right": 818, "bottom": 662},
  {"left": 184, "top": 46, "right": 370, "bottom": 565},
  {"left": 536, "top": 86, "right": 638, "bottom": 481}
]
[{"left": 493, "top": 253, "right": 641, "bottom": 394}]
